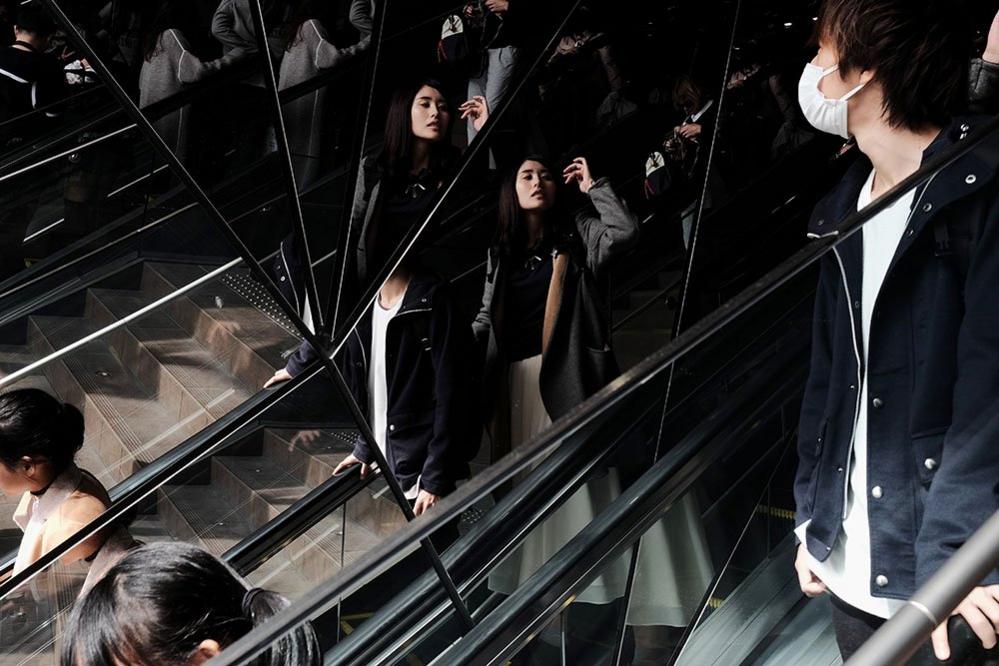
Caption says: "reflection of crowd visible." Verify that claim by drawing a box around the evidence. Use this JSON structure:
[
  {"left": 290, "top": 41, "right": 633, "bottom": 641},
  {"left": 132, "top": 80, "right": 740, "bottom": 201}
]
[{"left": 0, "top": 1, "right": 998, "bottom": 664}]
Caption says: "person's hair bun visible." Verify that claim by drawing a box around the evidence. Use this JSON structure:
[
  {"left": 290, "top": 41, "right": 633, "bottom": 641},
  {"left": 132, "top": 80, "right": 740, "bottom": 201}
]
[{"left": 58, "top": 402, "right": 85, "bottom": 453}]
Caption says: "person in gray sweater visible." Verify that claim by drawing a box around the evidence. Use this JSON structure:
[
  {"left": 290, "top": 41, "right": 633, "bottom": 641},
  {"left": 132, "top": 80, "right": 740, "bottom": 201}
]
[
  {"left": 139, "top": 4, "right": 236, "bottom": 166},
  {"left": 278, "top": 0, "right": 374, "bottom": 189}
]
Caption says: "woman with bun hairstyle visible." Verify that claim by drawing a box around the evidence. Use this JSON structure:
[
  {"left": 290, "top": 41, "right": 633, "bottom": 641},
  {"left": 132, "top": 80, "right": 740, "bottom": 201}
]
[
  {"left": 61, "top": 541, "right": 321, "bottom": 666},
  {"left": 0, "top": 389, "right": 134, "bottom": 592}
]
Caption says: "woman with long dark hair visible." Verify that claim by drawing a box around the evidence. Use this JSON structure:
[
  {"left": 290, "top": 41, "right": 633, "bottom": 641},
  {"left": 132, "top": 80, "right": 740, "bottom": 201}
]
[
  {"left": 475, "top": 156, "right": 636, "bottom": 601},
  {"left": 477, "top": 157, "right": 712, "bottom": 653},
  {"left": 267, "top": 77, "right": 488, "bottom": 385},
  {"left": 61, "top": 541, "right": 320, "bottom": 666},
  {"left": 0, "top": 389, "right": 135, "bottom": 594}
]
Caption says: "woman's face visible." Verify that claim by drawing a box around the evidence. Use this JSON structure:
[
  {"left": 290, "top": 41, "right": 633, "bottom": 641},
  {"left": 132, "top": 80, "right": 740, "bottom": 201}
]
[
  {"left": 0, "top": 460, "right": 31, "bottom": 496},
  {"left": 410, "top": 85, "right": 450, "bottom": 143},
  {"left": 515, "top": 160, "right": 557, "bottom": 212}
]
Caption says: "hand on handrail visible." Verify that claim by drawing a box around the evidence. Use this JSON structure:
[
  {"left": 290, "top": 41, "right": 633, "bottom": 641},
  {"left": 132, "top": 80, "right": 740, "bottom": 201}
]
[{"left": 930, "top": 585, "right": 999, "bottom": 661}]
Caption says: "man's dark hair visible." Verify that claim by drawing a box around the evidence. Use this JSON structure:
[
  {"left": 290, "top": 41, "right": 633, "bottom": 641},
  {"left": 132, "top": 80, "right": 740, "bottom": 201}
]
[
  {"left": 14, "top": 6, "right": 56, "bottom": 38},
  {"left": 817, "top": 0, "right": 972, "bottom": 130}
]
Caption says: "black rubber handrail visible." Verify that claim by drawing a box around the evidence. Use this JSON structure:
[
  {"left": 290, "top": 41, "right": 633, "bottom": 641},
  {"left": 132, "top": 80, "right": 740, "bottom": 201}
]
[
  {"left": 223, "top": 462, "right": 376, "bottom": 575},
  {"left": 207, "top": 113, "right": 999, "bottom": 666},
  {"left": 440, "top": 354, "right": 808, "bottom": 664},
  {"left": 325, "top": 296, "right": 811, "bottom": 665}
]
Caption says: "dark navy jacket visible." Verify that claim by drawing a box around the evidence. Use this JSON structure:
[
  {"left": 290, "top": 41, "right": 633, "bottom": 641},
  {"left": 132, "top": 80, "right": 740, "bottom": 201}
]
[
  {"left": 795, "top": 117, "right": 999, "bottom": 600},
  {"left": 340, "top": 275, "right": 480, "bottom": 496}
]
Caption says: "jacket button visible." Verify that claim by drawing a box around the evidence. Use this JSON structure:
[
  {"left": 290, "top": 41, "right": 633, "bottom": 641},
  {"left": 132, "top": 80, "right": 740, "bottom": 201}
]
[
  {"left": 849, "top": 384, "right": 856, "bottom": 391},
  {"left": 871, "top": 485, "right": 883, "bottom": 499},
  {"left": 836, "top": 466, "right": 844, "bottom": 474},
  {"left": 875, "top": 575, "right": 889, "bottom": 588},
  {"left": 924, "top": 458, "right": 937, "bottom": 470},
  {"left": 922, "top": 203, "right": 933, "bottom": 213},
  {"left": 966, "top": 174, "right": 977, "bottom": 184},
  {"left": 961, "top": 123, "right": 971, "bottom": 132},
  {"left": 853, "top": 300, "right": 861, "bottom": 310},
  {"left": 817, "top": 219, "right": 825, "bottom": 227},
  {"left": 872, "top": 397, "right": 884, "bottom": 409},
  {"left": 280, "top": 276, "right": 286, "bottom": 281},
  {"left": 389, "top": 424, "right": 396, "bottom": 432},
  {"left": 906, "top": 228, "right": 914, "bottom": 237}
]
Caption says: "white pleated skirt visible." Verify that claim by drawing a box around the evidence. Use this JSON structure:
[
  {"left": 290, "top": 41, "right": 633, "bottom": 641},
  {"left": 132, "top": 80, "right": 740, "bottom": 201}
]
[{"left": 487, "top": 354, "right": 714, "bottom": 626}]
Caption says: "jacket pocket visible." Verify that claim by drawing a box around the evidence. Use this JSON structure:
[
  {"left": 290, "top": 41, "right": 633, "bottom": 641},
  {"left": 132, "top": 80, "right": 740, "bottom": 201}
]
[
  {"left": 386, "top": 409, "right": 434, "bottom": 476},
  {"left": 911, "top": 431, "right": 945, "bottom": 487},
  {"left": 804, "top": 419, "right": 828, "bottom": 513}
]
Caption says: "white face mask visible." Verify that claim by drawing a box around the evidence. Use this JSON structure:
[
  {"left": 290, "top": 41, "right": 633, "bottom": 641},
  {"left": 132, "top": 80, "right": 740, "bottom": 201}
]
[{"left": 798, "top": 63, "right": 866, "bottom": 139}]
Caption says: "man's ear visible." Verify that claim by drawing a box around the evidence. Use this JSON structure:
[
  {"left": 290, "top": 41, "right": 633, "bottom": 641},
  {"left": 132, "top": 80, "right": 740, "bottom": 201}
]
[
  {"left": 188, "top": 639, "right": 222, "bottom": 665},
  {"left": 858, "top": 68, "right": 876, "bottom": 86}
]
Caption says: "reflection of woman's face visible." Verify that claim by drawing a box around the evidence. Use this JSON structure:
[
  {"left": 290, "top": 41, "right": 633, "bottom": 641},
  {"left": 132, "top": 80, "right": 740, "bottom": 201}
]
[
  {"left": 516, "top": 160, "right": 557, "bottom": 212},
  {"left": 410, "top": 85, "right": 450, "bottom": 142}
]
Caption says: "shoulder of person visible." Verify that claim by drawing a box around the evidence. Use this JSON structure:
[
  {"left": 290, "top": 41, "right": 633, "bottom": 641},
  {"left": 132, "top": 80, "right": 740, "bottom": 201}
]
[{"left": 47, "top": 492, "right": 108, "bottom": 544}]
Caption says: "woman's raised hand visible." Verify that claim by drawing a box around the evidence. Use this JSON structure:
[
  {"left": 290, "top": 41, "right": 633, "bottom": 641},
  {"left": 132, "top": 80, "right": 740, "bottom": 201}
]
[
  {"left": 459, "top": 95, "right": 490, "bottom": 132},
  {"left": 563, "top": 157, "right": 595, "bottom": 194}
]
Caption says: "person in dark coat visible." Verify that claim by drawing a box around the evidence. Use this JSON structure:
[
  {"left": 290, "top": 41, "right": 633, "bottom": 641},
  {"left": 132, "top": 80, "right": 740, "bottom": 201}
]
[
  {"left": 266, "top": 77, "right": 489, "bottom": 385},
  {"left": 332, "top": 263, "right": 479, "bottom": 515},
  {"left": 792, "top": 1, "right": 999, "bottom": 661},
  {"left": 473, "top": 154, "right": 639, "bottom": 461}
]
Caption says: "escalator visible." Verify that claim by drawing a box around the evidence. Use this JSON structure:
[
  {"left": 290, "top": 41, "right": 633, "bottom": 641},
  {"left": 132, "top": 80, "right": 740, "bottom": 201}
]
[
  {"left": 2, "top": 2, "right": 997, "bottom": 665},
  {"left": 191, "top": 115, "right": 999, "bottom": 666}
]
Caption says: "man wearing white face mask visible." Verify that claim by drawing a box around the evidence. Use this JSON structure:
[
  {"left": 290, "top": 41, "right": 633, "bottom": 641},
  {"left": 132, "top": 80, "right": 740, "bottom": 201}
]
[{"left": 791, "top": 0, "right": 999, "bottom": 662}]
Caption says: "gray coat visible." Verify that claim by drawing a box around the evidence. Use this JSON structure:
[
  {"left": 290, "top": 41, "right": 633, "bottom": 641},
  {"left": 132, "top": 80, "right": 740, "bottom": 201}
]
[
  {"left": 969, "top": 57, "right": 999, "bottom": 114},
  {"left": 278, "top": 18, "right": 371, "bottom": 188},
  {"left": 474, "top": 178, "right": 640, "bottom": 457},
  {"left": 138, "top": 30, "right": 234, "bottom": 164}
]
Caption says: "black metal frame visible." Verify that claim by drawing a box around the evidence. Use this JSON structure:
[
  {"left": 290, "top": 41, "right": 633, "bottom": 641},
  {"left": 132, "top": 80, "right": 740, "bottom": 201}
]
[{"left": 0, "top": 0, "right": 474, "bottom": 636}]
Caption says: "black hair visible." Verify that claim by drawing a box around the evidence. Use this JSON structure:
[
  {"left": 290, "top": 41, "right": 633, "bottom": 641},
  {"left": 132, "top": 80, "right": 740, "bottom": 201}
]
[
  {"left": 379, "top": 77, "right": 456, "bottom": 185},
  {"left": 816, "top": 0, "right": 971, "bottom": 130},
  {"left": 60, "top": 542, "right": 320, "bottom": 666},
  {"left": 142, "top": 1, "right": 203, "bottom": 61},
  {"left": 0, "top": 389, "right": 83, "bottom": 475},
  {"left": 495, "top": 155, "right": 564, "bottom": 258},
  {"left": 14, "top": 6, "right": 55, "bottom": 38}
]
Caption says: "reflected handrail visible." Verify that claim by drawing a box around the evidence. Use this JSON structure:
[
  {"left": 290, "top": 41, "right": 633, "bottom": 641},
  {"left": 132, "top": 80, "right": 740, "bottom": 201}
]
[
  {"left": 206, "top": 115, "right": 999, "bottom": 666},
  {"left": 438, "top": 345, "right": 807, "bottom": 664}
]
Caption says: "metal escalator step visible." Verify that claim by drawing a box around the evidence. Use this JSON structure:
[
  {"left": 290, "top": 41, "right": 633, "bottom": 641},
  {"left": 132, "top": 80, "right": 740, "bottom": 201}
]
[
  {"left": 26, "top": 316, "right": 198, "bottom": 485},
  {"left": 141, "top": 262, "right": 299, "bottom": 390}
]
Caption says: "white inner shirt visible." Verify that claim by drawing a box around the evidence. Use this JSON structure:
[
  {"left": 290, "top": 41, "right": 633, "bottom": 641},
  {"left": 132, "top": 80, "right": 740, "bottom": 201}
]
[
  {"left": 368, "top": 289, "right": 420, "bottom": 500},
  {"left": 796, "top": 169, "right": 915, "bottom": 618}
]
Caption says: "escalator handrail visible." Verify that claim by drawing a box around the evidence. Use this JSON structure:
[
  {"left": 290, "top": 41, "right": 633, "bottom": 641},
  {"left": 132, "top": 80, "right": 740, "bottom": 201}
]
[
  {"left": 207, "top": 115, "right": 999, "bottom": 666},
  {"left": 436, "top": 354, "right": 809, "bottom": 664},
  {"left": 325, "top": 314, "right": 811, "bottom": 665},
  {"left": 223, "top": 462, "right": 377, "bottom": 575},
  {"left": 846, "top": 509, "right": 999, "bottom": 666},
  {"left": 0, "top": 361, "right": 330, "bottom": 591}
]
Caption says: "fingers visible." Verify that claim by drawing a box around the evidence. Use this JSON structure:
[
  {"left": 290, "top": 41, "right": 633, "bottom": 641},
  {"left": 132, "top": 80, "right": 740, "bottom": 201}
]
[
  {"left": 931, "top": 622, "right": 951, "bottom": 661},
  {"left": 360, "top": 463, "right": 371, "bottom": 478},
  {"left": 413, "top": 499, "right": 426, "bottom": 516},
  {"left": 333, "top": 455, "right": 358, "bottom": 476},
  {"left": 978, "top": 586, "right": 999, "bottom": 632},
  {"left": 961, "top": 601, "right": 999, "bottom": 651}
]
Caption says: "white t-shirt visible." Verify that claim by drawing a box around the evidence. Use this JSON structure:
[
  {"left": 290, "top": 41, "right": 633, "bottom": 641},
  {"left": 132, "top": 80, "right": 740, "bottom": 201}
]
[
  {"left": 796, "top": 169, "right": 915, "bottom": 618},
  {"left": 368, "top": 290, "right": 420, "bottom": 500}
]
